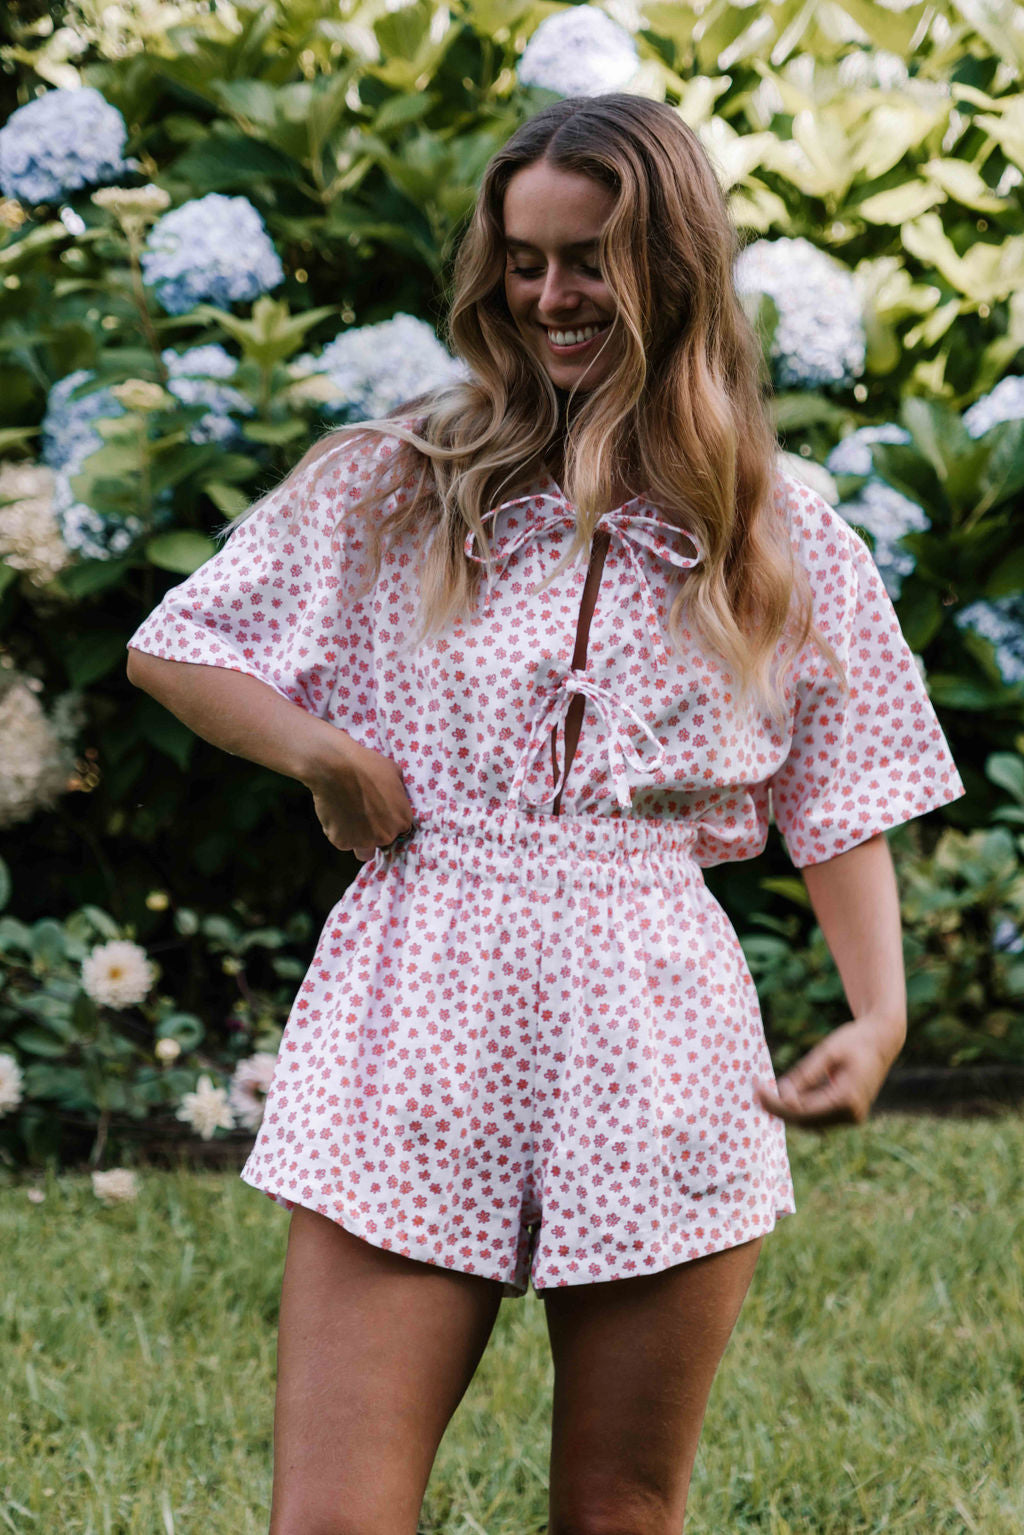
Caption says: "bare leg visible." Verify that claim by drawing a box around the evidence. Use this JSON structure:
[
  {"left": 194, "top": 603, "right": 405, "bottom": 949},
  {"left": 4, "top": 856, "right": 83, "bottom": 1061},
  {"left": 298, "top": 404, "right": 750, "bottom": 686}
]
[
  {"left": 543, "top": 1236, "right": 764, "bottom": 1534},
  {"left": 268, "top": 1207, "right": 504, "bottom": 1535}
]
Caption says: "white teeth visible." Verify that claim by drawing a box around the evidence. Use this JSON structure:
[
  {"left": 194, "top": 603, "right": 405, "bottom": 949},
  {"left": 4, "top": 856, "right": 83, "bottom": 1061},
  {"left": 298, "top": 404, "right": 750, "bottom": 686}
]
[{"left": 548, "top": 324, "right": 605, "bottom": 346}]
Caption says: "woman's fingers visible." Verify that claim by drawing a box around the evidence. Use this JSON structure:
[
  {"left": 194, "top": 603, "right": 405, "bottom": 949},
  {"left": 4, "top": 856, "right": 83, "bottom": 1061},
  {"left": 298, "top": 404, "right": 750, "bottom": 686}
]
[
  {"left": 755, "top": 1071, "right": 854, "bottom": 1128},
  {"left": 756, "top": 1043, "right": 879, "bottom": 1128}
]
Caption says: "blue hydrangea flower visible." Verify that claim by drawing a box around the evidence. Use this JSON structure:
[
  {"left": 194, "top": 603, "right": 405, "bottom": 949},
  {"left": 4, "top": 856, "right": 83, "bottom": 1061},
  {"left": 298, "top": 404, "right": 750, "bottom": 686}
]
[
  {"left": 42, "top": 369, "right": 171, "bottom": 559},
  {"left": 733, "top": 237, "right": 866, "bottom": 390},
  {"left": 993, "top": 916, "right": 1024, "bottom": 954},
  {"left": 954, "top": 595, "right": 1024, "bottom": 686},
  {"left": 162, "top": 344, "right": 254, "bottom": 445},
  {"left": 826, "top": 425, "right": 927, "bottom": 600},
  {"left": 0, "top": 87, "right": 134, "bottom": 204},
  {"left": 517, "top": 5, "right": 640, "bottom": 97},
  {"left": 296, "top": 313, "right": 470, "bottom": 423},
  {"left": 50, "top": 469, "right": 146, "bottom": 559},
  {"left": 963, "top": 376, "right": 1024, "bottom": 438},
  {"left": 141, "top": 194, "right": 284, "bottom": 317},
  {"left": 41, "top": 370, "right": 125, "bottom": 475}
]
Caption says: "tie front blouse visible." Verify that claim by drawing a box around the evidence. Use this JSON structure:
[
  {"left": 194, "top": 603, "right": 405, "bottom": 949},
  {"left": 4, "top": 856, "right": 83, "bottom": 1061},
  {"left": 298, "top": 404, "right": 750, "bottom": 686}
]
[{"left": 125, "top": 427, "right": 966, "bottom": 868}]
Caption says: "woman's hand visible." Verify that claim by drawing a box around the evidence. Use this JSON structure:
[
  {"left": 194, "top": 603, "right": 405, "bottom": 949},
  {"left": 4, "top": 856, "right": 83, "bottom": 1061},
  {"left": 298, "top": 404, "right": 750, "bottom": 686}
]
[
  {"left": 302, "top": 736, "right": 415, "bottom": 862},
  {"left": 755, "top": 1012, "right": 906, "bottom": 1130}
]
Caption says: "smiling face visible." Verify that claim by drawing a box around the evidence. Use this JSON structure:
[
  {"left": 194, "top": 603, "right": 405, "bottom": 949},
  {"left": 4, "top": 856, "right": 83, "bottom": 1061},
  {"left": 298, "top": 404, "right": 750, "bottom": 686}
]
[{"left": 502, "top": 159, "right": 621, "bottom": 394}]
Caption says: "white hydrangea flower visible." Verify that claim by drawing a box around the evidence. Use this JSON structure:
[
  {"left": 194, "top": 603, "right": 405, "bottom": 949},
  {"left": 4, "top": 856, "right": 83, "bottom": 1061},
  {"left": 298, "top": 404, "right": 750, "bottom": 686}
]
[
  {"left": 733, "top": 237, "right": 866, "bottom": 390},
  {"left": 0, "top": 461, "right": 70, "bottom": 587},
  {"left": 954, "top": 596, "right": 1024, "bottom": 685},
  {"left": 0, "top": 665, "right": 76, "bottom": 828},
  {"left": 155, "top": 1036, "right": 182, "bottom": 1063},
  {"left": 176, "top": 1074, "right": 235, "bottom": 1139},
  {"left": 838, "top": 482, "right": 931, "bottom": 600},
  {"left": 517, "top": 5, "right": 640, "bottom": 97},
  {"left": 963, "top": 376, "right": 1024, "bottom": 438},
  {"left": 826, "top": 423, "right": 911, "bottom": 478},
  {"left": 0, "top": 1052, "right": 24, "bottom": 1115},
  {"left": 826, "top": 425, "right": 927, "bottom": 600},
  {"left": 297, "top": 312, "right": 468, "bottom": 424},
  {"left": 81, "top": 939, "right": 156, "bottom": 1009},
  {"left": 91, "top": 1168, "right": 140, "bottom": 1205},
  {"left": 228, "top": 1051, "right": 278, "bottom": 1129}
]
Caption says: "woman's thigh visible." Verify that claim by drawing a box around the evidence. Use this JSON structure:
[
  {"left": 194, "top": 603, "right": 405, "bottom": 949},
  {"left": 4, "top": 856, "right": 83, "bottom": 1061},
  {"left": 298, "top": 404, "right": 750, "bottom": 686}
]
[
  {"left": 542, "top": 1235, "right": 764, "bottom": 1535},
  {"left": 269, "top": 1206, "right": 504, "bottom": 1535}
]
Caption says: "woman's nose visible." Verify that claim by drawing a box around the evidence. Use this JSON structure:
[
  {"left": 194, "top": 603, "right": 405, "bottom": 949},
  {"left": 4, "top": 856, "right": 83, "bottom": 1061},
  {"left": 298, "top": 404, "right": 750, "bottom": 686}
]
[{"left": 538, "top": 264, "right": 581, "bottom": 316}]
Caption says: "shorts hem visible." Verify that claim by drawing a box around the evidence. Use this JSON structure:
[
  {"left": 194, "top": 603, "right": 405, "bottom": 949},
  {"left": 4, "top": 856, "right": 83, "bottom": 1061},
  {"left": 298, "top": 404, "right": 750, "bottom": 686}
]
[
  {"left": 529, "top": 1198, "right": 796, "bottom": 1292},
  {"left": 240, "top": 1166, "right": 795, "bottom": 1298},
  {"left": 239, "top": 1165, "right": 525, "bottom": 1293}
]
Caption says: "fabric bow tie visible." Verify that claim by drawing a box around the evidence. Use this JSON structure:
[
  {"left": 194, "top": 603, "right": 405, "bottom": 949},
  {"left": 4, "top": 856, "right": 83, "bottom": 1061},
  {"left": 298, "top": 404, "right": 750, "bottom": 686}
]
[
  {"left": 464, "top": 492, "right": 702, "bottom": 650},
  {"left": 509, "top": 668, "right": 667, "bottom": 812}
]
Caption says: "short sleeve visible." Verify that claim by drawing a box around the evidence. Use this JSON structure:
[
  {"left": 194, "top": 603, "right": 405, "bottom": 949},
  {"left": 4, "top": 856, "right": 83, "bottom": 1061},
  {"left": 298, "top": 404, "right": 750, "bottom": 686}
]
[
  {"left": 767, "top": 476, "right": 966, "bottom": 868},
  {"left": 125, "top": 433, "right": 384, "bottom": 719}
]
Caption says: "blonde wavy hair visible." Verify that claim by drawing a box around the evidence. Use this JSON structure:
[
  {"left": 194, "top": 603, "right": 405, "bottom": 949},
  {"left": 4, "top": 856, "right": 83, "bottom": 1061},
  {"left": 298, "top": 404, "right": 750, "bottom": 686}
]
[{"left": 225, "top": 93, "right": 846, "bottom": 725}]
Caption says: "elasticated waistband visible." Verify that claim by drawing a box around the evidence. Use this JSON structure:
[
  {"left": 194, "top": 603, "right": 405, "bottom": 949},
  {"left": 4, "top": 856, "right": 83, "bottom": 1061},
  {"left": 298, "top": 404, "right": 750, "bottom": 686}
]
[{"left": 382, "top": 802, "right": 702, "bottom": 882}]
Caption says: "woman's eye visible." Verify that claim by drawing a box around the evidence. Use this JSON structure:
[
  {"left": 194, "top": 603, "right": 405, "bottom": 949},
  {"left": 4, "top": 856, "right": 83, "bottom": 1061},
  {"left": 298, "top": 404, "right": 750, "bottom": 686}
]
[{"left": 507, "top": 263, "right": 602, "bottom": 279}]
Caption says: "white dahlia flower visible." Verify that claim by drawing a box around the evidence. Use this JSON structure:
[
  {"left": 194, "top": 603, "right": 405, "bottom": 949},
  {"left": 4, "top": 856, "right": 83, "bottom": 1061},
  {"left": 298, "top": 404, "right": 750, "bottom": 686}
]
[
  {"left": 176, "top": 1074, "right": 235, "bottom": 1139},
  {"left": 81, "top": 939, "right": 156, "bottom": 1009}
]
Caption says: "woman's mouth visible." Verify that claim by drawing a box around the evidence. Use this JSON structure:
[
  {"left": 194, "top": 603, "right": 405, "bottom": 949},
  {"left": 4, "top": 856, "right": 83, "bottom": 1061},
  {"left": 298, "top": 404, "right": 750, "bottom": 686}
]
[{"left": 542, "top": 322, "right": 611, "bottom": 356}]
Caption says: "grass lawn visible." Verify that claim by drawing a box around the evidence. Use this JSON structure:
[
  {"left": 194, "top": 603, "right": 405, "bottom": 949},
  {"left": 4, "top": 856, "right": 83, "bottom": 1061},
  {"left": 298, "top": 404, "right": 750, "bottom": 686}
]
[{"left": 1, "top": 1112, "right": 1022, "bottom": 1534}]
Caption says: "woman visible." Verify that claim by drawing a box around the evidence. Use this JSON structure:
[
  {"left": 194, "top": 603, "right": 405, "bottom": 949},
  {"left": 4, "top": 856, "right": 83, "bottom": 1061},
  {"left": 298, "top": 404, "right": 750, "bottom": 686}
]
[{"left": 126, "top": 95, "right": 965, "bottom": 1534}]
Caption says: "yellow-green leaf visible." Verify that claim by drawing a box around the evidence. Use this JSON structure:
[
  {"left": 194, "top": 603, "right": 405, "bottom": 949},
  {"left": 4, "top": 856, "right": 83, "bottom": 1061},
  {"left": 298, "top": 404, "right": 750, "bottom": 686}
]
[
  {"left": 858, "top": 181, "right": 945, "bottom": 225},
  {"left": 924, "top": 158, "right": 1008, "bottom": 212}
]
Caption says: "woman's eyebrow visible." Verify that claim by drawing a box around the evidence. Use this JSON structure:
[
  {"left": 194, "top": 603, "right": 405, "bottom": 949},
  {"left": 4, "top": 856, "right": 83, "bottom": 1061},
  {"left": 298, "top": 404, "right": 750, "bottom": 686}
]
[{"left": 503, "top": 237, "right": 600, "bottom": 253}]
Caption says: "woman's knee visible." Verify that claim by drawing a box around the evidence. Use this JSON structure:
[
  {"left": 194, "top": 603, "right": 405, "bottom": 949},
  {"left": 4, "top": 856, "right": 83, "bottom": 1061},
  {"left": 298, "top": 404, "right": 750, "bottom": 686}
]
[
  {"left": 548, "top": 1484, "right": 687, "bottom": 1535},
  {"left": 269, "top": 1490, "right": 418, "bottom": 1535}
]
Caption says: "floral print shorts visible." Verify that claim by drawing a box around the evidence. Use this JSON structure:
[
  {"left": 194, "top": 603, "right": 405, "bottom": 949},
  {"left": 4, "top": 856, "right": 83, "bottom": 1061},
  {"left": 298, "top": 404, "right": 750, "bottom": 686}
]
[{"left": 240, "top": 802, "right": 795, "bottom": 1294}]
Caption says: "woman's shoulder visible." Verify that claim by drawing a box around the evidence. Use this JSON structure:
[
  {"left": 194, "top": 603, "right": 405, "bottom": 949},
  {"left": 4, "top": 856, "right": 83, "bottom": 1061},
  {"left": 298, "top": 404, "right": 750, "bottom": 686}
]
[
  {"left": 259, "top": 415, "right": 429, "bottom": 535},
  {"left": 769, "top": 456, "right": 861, "bottom": 568}
]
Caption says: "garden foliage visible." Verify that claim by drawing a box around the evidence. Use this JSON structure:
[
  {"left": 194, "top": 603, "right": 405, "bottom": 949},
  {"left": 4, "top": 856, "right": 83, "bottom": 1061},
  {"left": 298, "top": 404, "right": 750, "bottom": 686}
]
[{"left": 1, "top": 0, "right": 1023, "bottom": 1162}]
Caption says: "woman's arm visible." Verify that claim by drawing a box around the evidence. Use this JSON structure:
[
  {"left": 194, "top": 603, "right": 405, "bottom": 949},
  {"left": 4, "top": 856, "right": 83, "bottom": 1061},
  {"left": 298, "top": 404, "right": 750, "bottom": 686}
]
[
  {"left": 126, "top": 649, "right": 354, "bottom": 786},
  {"left": 754, "top": 831, "right": 908, "bottom": 1128}
]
